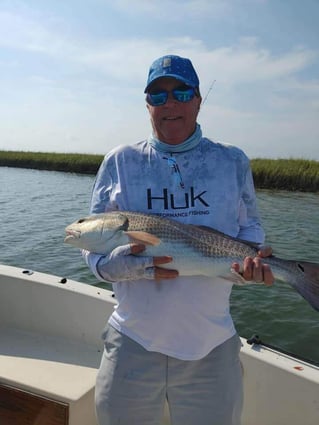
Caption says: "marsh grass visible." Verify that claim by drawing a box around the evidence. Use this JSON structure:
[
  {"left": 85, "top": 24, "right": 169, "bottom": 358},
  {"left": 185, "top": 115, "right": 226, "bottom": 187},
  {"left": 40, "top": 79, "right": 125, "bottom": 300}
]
[
  {"left": 0, "top": 150, "right": 103, "bottom": 175},
  {"left": 251, "top": 158, "right": 319, "bottom": 192},
  {"left": 1, "top": 151, "right": 318, "bottom": 192}
]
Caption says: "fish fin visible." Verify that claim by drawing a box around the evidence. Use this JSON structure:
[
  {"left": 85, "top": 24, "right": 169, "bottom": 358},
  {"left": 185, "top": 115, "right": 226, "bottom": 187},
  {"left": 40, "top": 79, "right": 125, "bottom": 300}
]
[
  {"left": 218, "top": 267, "right": 264, "bottom": 286},
  {"left": 125, "top": 231, "right": 160, "bottom": 246},
  {"left": 218, "top": 268, "right": 248, "bottom": 285}
]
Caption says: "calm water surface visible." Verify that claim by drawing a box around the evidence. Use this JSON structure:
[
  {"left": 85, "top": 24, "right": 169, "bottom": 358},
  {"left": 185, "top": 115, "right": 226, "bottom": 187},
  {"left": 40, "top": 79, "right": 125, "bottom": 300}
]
[{"left": 2, "top": 167, "right": 319, "bottom": 363}]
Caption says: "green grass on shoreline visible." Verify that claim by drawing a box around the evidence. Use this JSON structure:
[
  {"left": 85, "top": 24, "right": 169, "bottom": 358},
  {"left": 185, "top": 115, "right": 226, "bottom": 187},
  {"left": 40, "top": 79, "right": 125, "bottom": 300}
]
[
  {"left": 0, "top": 150, "right": 103, "bottom": 175},
  {"left": 1, "top": 150, "right": 318, "bottom": 192},
  {"left": 250, "top": 158, "right": 319, "bottom": 192}
]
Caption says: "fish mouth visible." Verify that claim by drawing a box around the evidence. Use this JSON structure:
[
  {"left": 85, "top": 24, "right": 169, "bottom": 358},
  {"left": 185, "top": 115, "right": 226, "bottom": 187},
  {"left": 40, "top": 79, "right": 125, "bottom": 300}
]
[{"left": 64, "top": 228, "right": 81, "bottom": 242}]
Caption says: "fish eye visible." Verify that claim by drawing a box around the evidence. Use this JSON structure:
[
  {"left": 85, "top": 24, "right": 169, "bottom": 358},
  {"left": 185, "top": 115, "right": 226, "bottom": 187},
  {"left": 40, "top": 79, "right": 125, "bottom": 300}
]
[{"left": 77, "top": 218, "right": 86, "bottom": 224}]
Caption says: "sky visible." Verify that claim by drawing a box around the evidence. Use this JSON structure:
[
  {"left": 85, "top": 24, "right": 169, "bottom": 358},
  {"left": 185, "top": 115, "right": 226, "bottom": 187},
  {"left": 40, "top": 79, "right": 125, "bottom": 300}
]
[{"left": 1, "top": 0, "right": 318, "bottom": 159}]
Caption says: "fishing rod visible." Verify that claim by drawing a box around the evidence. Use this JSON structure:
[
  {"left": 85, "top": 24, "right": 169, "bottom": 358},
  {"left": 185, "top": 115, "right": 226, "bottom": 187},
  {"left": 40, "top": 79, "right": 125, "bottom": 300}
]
[{"left": 201, "top": 79, "right": 216, "bottom": 105}]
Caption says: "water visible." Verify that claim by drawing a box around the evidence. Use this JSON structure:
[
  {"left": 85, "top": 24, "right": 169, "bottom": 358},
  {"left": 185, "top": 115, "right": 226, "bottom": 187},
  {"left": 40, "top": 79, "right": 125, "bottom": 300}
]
[{"left": 2, "top": 167, "right": 319, "bottom": 363}]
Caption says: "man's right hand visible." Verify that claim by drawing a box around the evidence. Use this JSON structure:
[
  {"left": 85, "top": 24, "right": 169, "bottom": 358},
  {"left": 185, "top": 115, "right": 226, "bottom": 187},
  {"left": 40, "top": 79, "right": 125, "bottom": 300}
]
[{"left": 97, "top": 243, "right": 179, "bottom": 282}]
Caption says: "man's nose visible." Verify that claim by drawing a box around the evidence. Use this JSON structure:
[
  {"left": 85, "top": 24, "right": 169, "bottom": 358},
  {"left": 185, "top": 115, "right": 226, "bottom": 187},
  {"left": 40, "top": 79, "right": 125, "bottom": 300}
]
[{"left": 165, "top": 91, "right": 177, "bottom": 105}]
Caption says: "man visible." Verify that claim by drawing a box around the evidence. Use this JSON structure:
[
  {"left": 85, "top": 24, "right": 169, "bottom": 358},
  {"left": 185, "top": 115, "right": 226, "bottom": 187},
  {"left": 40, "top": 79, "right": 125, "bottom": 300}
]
[{"left": 84, "top": 55, "right": 273, "bottom": 425}]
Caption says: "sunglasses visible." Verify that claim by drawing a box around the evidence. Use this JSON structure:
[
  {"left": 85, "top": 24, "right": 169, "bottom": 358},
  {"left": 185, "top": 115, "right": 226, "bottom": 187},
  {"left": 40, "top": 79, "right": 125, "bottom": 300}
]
[{"left": 146, "top": 85, "right": 196, "bottom": 106}]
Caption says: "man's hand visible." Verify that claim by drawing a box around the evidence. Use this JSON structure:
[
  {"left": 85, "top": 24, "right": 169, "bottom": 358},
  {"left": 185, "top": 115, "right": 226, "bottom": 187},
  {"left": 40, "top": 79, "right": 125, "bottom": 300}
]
[
  {"left": 232, "top": 246, "right": 274, "bottom": 286},
  {"left": 97, "top": 243, "right": 178, "bottom": 282}
]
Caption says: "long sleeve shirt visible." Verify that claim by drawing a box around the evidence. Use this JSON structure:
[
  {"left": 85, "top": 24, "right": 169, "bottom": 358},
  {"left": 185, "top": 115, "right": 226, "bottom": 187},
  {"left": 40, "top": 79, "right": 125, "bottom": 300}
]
[{"left": 85, "top": 136, "right": 265, "bottom": 360}]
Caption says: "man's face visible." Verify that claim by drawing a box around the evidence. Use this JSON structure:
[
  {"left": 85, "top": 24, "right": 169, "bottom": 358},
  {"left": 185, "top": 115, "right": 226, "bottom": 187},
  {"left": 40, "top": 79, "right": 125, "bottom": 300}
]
[{"left": 146, "top": 77, "right": 201, "bottom": 145}]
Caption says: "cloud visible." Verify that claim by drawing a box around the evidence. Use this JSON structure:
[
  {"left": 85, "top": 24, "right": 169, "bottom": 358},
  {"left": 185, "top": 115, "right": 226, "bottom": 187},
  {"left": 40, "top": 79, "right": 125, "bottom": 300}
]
[
  {"left": 0, "top": 9, "right": 62, "bottom": 53},
  {"left": 111, "top": 0, "right": 231, "bottom": 19},
  {"left": 1, "top": 5, "right": 316, "bottom": 89},
  {"left": 189, "top": 38, "right": 317, "bottom": 86},
  {"left": 0, "top": 2, "right": 318, "bottom": 158}
]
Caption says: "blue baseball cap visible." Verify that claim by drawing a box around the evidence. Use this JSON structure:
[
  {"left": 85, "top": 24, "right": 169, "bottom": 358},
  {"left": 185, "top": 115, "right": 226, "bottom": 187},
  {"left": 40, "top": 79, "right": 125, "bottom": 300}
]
[{"left": 144, "top": 55, "right": 200, "bottom": 93}]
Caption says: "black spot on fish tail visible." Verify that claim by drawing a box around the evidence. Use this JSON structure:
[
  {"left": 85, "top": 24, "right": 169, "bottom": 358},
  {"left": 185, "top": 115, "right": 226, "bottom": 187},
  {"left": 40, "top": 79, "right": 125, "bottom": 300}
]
[{"left": 294, "top": 261, "right": 319, "bottom": 312}]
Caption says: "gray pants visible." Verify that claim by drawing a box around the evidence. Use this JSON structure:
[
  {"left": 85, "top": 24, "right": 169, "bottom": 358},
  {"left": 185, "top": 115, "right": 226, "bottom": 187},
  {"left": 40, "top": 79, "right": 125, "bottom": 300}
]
[{"left": 95, "top": 325, "right": 243, "bottom": 425}]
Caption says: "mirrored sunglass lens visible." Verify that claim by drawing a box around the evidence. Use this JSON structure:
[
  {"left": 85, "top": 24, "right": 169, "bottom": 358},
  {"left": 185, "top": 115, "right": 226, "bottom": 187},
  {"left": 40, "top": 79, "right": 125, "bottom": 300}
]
[
  {"left": 173, "top": 88, "right": 195, "bottom": 102},
  {"left": 148, "top": 92, "right": 167, "bottom": 106},
  {"left": 147, "top": 87, "right": 195, "bottom": 106}
]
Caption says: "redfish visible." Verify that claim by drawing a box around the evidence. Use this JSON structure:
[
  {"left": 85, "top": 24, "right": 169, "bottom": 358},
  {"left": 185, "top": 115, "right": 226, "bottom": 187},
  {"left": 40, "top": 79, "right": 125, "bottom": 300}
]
[{"left": 65, "top": 211, "right": 319, "bottom": 312}]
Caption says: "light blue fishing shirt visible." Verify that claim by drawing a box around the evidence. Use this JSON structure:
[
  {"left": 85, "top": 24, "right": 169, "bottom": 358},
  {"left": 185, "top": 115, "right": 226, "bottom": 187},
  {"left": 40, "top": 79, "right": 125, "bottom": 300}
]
[{"left": 84, "top": 129, "right": 265, "bottom": 360}]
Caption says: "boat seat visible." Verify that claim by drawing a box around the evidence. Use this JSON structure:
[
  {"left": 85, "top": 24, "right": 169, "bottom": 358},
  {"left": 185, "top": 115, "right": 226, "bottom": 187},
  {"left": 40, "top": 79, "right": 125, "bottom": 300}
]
[{"left": 0, "top": 326, "right": 101, "bottom": 425}]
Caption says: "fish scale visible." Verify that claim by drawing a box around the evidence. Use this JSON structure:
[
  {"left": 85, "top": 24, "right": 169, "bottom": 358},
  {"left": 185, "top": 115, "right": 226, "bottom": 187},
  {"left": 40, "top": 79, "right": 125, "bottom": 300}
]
[
  {"left": 122, "top": 212, "right": 257, "bottom": 260},
  {"left": 65, "top": 210, "right": 319, "bottom": 312}
]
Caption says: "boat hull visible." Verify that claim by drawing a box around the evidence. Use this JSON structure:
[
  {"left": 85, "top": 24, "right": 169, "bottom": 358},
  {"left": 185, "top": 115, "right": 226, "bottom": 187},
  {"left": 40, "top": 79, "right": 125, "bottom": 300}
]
[{"left": 0, "top": 265, "right": 318, "bottom": 425}]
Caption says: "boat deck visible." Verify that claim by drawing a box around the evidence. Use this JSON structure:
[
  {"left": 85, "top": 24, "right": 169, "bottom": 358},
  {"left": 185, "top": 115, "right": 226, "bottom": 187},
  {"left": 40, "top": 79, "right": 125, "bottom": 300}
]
[
  {"left": 0, "top": 266, "right": 111, "bottom": 425},
  {"left": 0, "top": 326, "right": 100, "bottom": 402},
  {"left": 0, "top": 326, "right": 100, "bottom": 424},
  {"left": 1, "top": 265, "right": 319, "bottom": 425}
]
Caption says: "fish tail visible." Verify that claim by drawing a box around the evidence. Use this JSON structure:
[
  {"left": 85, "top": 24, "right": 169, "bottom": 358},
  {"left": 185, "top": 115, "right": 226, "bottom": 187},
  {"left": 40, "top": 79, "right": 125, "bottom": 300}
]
[{"left": 293, "top": 261, "right": 319, "bottom": 312}]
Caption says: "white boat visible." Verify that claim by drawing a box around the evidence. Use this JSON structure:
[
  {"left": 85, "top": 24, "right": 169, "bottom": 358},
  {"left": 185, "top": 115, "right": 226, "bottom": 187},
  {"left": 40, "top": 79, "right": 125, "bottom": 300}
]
[{"left": 1, "top": 264, "right": 318, "bottom": 425}]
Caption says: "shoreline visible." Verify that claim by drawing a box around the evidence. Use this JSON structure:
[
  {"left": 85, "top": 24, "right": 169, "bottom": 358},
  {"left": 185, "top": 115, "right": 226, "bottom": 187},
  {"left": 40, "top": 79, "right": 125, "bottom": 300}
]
[{"left": 1, "top": 150, "right": 318, "bottom": 192}]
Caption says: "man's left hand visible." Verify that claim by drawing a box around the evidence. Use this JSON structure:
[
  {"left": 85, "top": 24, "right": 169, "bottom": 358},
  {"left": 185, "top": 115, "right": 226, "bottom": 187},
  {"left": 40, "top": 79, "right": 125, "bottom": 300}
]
[{"left": 232, "top": 246, "right": 274, "bottom": 286}]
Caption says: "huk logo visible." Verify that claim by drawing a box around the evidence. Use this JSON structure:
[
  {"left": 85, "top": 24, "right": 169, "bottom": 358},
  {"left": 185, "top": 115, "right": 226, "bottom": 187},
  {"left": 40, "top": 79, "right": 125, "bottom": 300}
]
[{"left": 147, "top": 187, "right": 209, "bottom": 210}]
